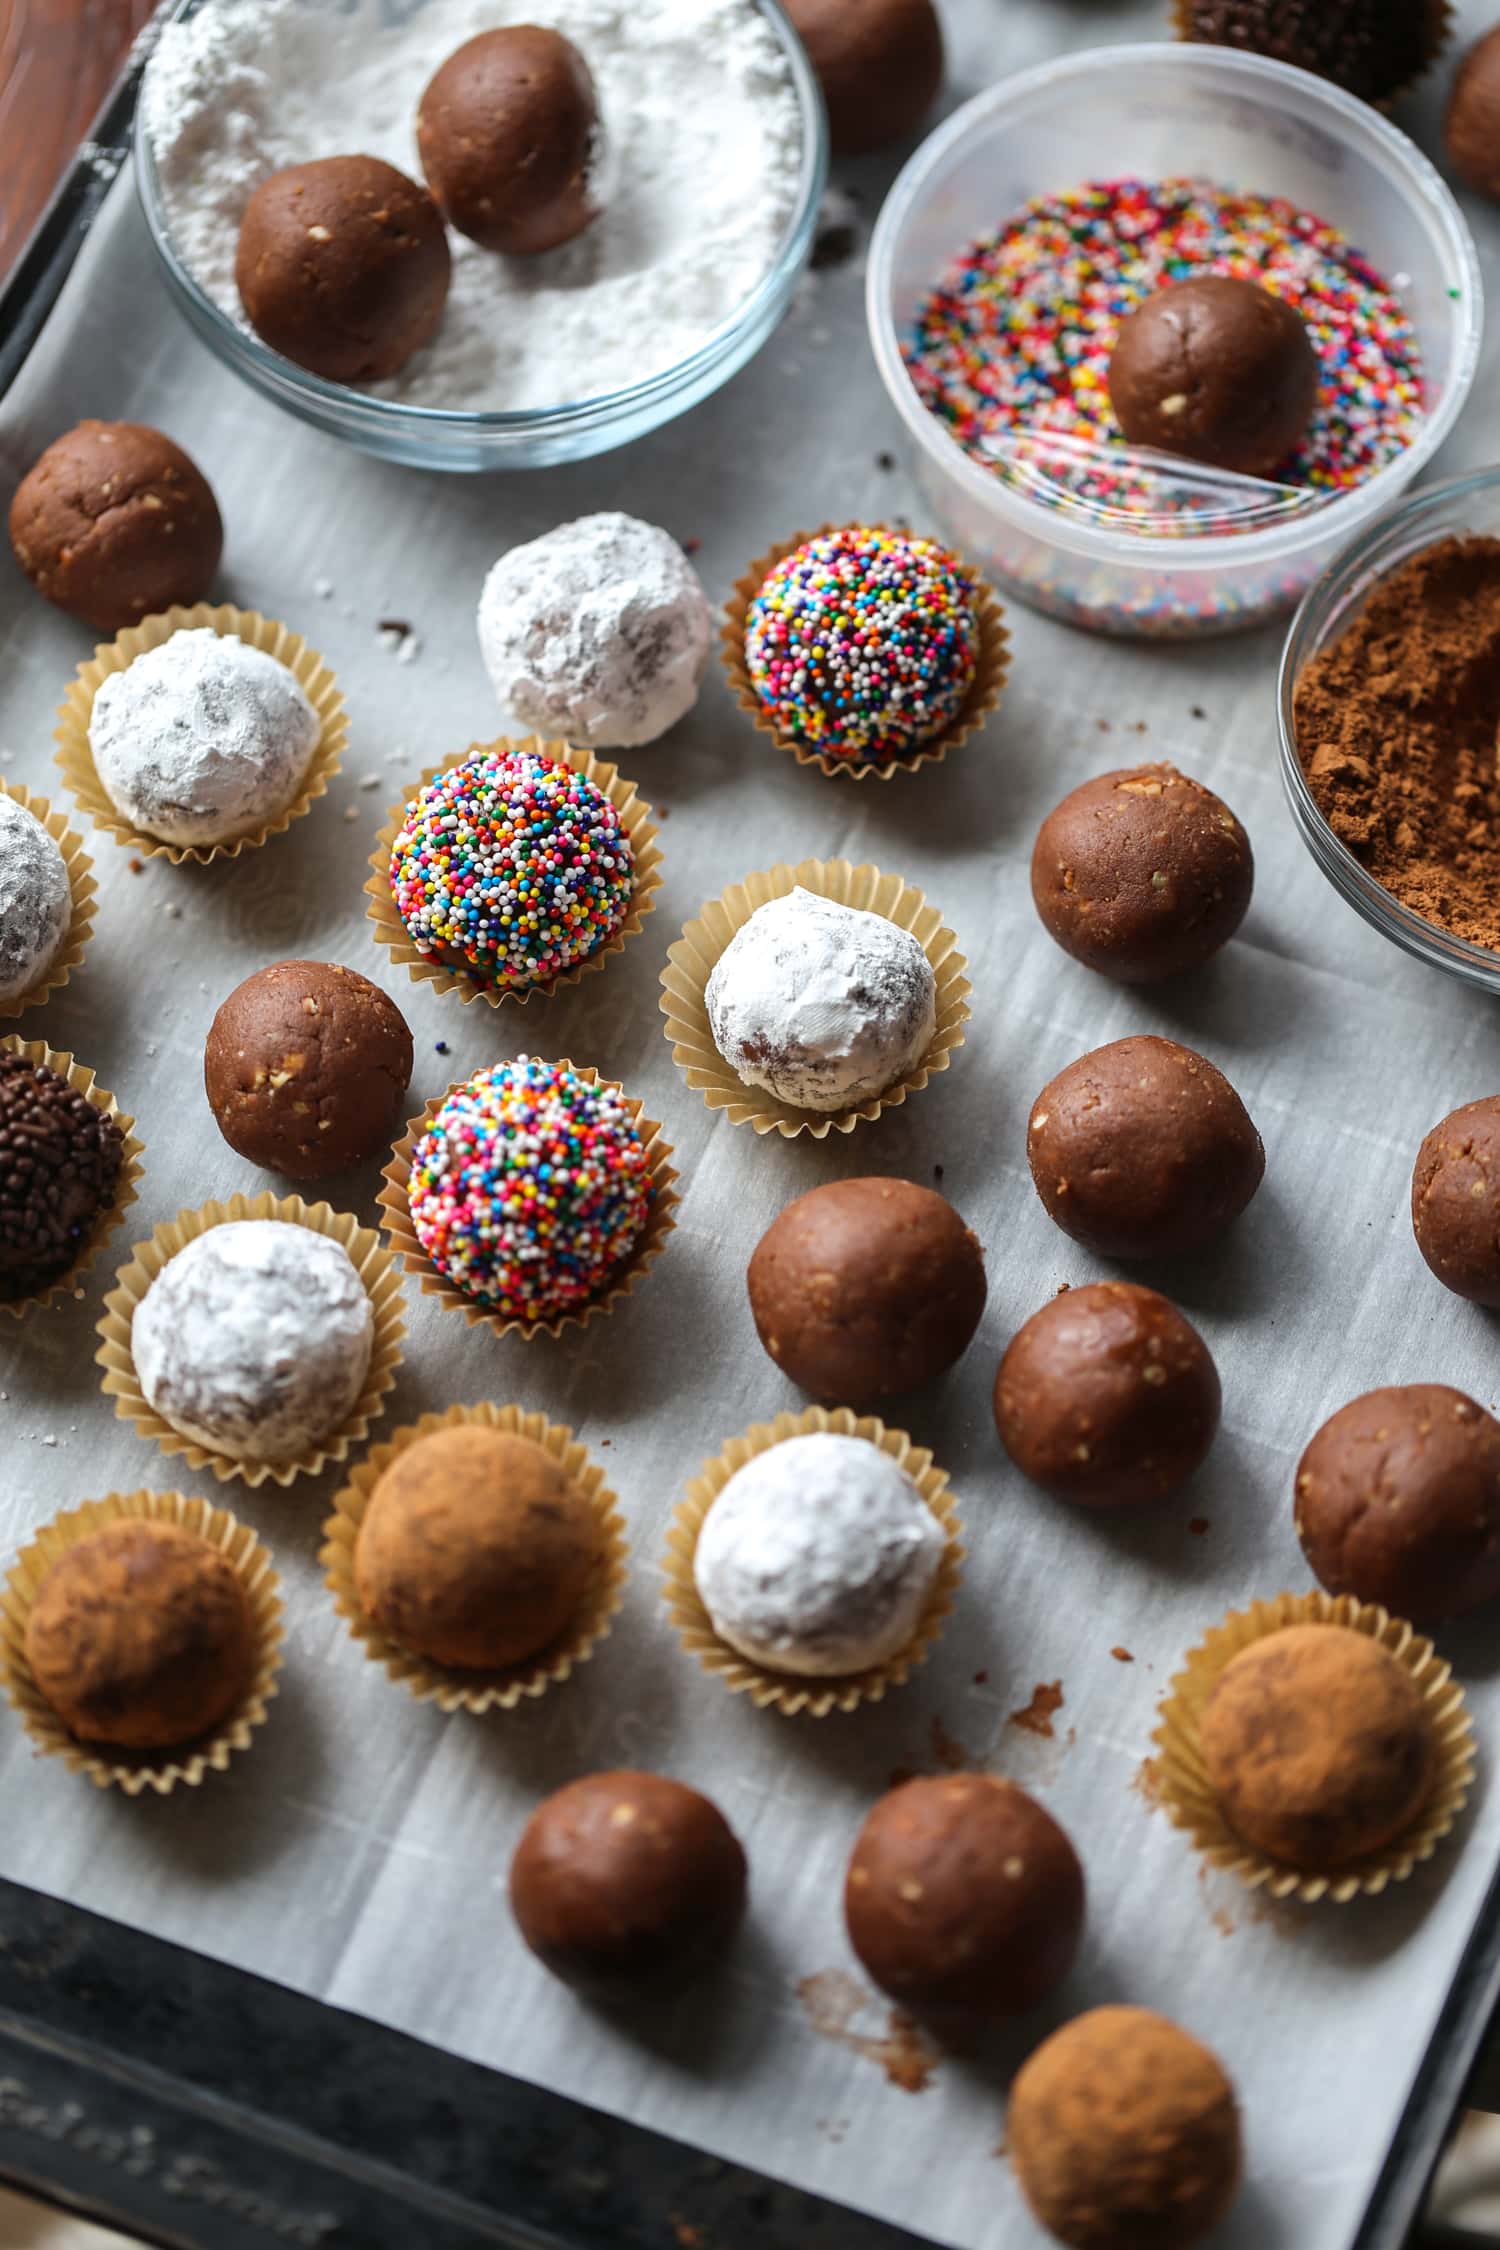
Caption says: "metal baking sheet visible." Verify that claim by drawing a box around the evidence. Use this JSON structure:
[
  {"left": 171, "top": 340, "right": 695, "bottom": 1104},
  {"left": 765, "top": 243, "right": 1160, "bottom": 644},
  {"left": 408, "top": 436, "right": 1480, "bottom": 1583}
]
[{"left": 3, "top": 5, "right": 1500, "bottom": 2246}]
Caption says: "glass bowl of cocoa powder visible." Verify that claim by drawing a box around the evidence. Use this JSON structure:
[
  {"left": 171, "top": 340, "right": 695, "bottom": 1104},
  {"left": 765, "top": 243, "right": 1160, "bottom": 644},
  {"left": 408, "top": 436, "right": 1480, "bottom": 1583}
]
[{"left": 1281, "top": 465, "right": 1500, "bottom": 991}]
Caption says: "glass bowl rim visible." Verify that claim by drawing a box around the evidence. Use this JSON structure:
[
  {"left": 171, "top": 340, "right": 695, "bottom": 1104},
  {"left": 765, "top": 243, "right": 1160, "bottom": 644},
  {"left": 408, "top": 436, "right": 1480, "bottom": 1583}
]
[
  {"left": 864, "top": 40, "right": 1485, "bottom": 569},
  {"left": 134, "top": 0, "right": 829, "bottom": 436}
]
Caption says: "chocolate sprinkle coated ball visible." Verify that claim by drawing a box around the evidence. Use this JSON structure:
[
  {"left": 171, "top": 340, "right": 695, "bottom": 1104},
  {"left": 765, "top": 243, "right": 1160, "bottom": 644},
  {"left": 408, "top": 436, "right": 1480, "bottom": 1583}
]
[
  {"left": 389, "top": 748, "right": 636, "bottom": 993},
  {"left": 846, "top": 1774, "right": 1084, "bottom": 2021},
  {"left": 1176, "top": 0, "right": 1446, "bottom": 106},
  {"left": 407, "top": 1058, "right": 652, "bottom": 1323},
  {"left": 511, "top": 1770, "right": 748, "bottom": 1997},
  {"left": 1010, "top": 2006, "right": 1241, "bottom": 2250},
  {"left": 1412, "top": 1097, "right": 1500, "bottom": 1305},
  {"left": 745, "top": 528, "right": 980, "bottom": 766},
  {"left": 1295, "top": 1386, "right": 1500, "bottom": 1625},
  {"left": 0, "top": 1050, "right": 122, "bottom": 1301}
]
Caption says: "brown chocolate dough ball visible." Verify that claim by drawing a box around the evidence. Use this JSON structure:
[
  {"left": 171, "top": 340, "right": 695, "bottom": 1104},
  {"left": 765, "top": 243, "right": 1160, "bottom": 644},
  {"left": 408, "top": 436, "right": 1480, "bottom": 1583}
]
[
  {"left": 355, "top": 1426, "right": 602, "bottom": 1671},
  {"left": 235, "top": 155, "right": 451, "bottom": 383},
  {"left": 1028, "top": 1035, "right": 1264, "bottom": 1261},
  {"left": 8, "top": 420, "right": 222, "bottom": 633},
  {"left": 1295, "top": 1385, "right": 1500, "bottom": 1625},
  {"left": 995, "top": 1282, "right": 1220, "bottom": 1510},
  {"left": 25, "top": 1519, "right": 257, "bottom": 1750},
  {"left": 418, "top": 27, "right": 601, "bottom": 256},
  {"left": 845, "top": 1774, "right": 1084, "bottom": 2021},
  {"left": 747, "top": 1176, "right": 985, "bottom": 1406},
  {"left": 205, "top": 959, "right": 413, "bottom": 1181},
  {"left": 1108, "top": 276, "right": 1319, "bottom": 478},
  {"left": 1031, "top": 763, "right": 1253, "bottom": 984},
  {"left": 784, "top": 0, "right": 943, "bottom": 155},
  {"left": 510, "top": 1771, "right": 748, "bottom": 1996},
  {"left": 1009, "top": 2007, "right": 1241, "bottom": 2250},
  {"left": 1412, "top": 1096, "right": 1500, "bottom": 1304},
  {"left": 1200, "top": 1624, "right": 1434, "bottom": 1870},
  {"left": 1447, "top": 27, "right": 1500, "bottom": 199}
]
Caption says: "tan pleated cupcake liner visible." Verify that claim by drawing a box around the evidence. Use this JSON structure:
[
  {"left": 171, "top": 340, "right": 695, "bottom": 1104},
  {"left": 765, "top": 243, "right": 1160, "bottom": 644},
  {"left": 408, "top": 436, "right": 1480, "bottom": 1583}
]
[
  {"left": 365, "top": 735, "right": 663, "bottom": 1008},
  {"left": 378, "top": 1059, "right": 678, "bottom": 1339},
  {"left": 1, "top": 1036, "right": 142, "bottom": 1319},
  {"left": 660, "top": 856, "right": 970, "bottom": 1139},
  {"left": 0, "top": 1489, "right": 283, "bottom": 1796},
  {"left": 1169, "top": 0, "right": 1452, "bottom": 108},
  {"left": 1153, "top": 1589, "right": 1475, "bottom": 1905},
  {"left": 321, "top": 1401, "right": 628, "bottom": 1714},
  {"left": 54, "top": 602, "right": 347, "bottom": 865},
  {"left": 662, "top": 1405, "right": 965, "bottom": 1718},
  {"left": 0, "top": 781, "right": 95, "bottom": 1020},
  {"left": 95, "top": 1192, "right": 406, "bottom": 1489},
  {"left": 722, "top": 523, "right": 1010, "bottom": 782}
]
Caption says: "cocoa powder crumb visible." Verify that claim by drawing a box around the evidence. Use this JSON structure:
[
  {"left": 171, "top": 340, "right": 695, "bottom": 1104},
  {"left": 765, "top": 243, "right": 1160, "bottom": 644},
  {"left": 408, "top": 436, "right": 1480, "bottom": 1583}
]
[{"left": 1294, "top": 536, "right": 1500, "bottom": 947}]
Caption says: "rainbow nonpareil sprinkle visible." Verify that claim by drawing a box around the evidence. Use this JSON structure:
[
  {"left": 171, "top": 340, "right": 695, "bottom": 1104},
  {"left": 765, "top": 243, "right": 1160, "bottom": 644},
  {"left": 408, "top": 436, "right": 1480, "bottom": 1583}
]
[
  {"left": 904, "top": 178, "right": 1424, "bottom": 529},
  {"left": 389, "top": 748, "right": 635, "bottom": 990},
  {"left": 744, "top": 527, "right": 980, "bottom": 765},
  {"left": 408, "top": 1058, "right": 652, "bottom": 1322}
]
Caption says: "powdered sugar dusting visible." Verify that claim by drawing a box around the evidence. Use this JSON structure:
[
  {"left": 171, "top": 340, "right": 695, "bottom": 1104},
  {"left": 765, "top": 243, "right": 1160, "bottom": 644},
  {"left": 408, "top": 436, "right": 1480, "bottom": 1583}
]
[
  {"left": 0, "top": 796, "right": 70, "bottom": 1004},
  {"left": 143, "top": 0, "right": 806, "bottom": 411}
]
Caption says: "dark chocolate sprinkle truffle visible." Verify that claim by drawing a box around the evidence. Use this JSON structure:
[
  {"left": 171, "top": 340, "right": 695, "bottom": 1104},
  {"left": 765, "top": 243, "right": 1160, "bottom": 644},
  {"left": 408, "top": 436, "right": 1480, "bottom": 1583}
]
[
  {"left": 1175, "top": 0, "right": 1448, "bottom": 107},
  {"left": 0, "top": 1049, "right": 123, "bottom": 1301},
  {"left": 1447, "top": 27, "right": 1500, "bottom": 199}
]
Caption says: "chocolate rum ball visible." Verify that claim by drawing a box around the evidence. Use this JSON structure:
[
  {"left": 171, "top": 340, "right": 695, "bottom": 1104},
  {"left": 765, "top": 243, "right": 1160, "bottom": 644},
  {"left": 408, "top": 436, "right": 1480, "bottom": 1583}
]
[
  {"left": 1108, "top": 276, "right": 1319, "bottom": 477},
  {"left": 1412, "top": 1096, "right": 1500, "bottom": 1304},
  {"left": 1447, "top": 26, "right": 1500, "bottom": 200},
  {"left": 204, "top": 958, "right": 412, "bottom": 1181},
  {"left": 784, "top": 0, "right": 944, "bottom": 154},
  {"left": 418, "top": 27, "right": 602, "bottom": 256},
  {"left": 9, "top": 419, "right": 222, "bottom": 632}
]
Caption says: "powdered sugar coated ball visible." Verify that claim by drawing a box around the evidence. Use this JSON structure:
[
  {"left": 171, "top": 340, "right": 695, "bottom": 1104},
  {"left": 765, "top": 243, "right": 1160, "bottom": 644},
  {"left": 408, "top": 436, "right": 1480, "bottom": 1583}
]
[
  {"left": 0, "top": 795, "right": 71, "bottom": 1003},
  {"left": 705, "top": 887, "right": 937, "bottom": 1113},
  {"left": 694, "top": 1432, "right": 946, "bottom": 1677},
  {"left": 133, "top": 1221, "right": 374, "bottom": 1462},
  {"left": 88, "top": 628, "right": 320, "bottom": 846},
  {"left": 477, "top": 513, "right": 711, "bottom": 748}
]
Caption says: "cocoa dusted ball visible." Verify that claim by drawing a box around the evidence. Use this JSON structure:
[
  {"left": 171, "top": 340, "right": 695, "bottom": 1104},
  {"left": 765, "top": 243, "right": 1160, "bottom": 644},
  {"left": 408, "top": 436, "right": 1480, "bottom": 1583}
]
[
  {"left": 1031, "top": 763, "right": 1253, "bottom": 984},
  {"left": 355, "top": 1426, "right": 603, "bottom": 1670},
  {"left": 1009, "top": 2006, "right": 1241, "bottom": 2250},
  {"left": 235, "top": 155, "right": 451, "bottom": 383},
  {"left": 25, "top": 1519, "right": 257, "bottom": 1750},
  {"left": 1412, "top": 1096, "right": 1500, "bottom": 1304},
  {"left": 784, "top": 0, "right": 943, "bottom": 154},
  {"left": 995, "top": 1282, "right": 1220, "bottom": 1510},
  {"left": 1295, "top": 1385, "right": 1500, "bottom": 1625},
  {"left": 1447, "top": 27, "right": 1500, "bottom": 200},
  {"left": 1200, "top": 1624, "right": 1435, "bottom": 1870},
  {"left": 418, "top": 27, "right": 602, "bottom": 256},
  {"left": 8, "top": 420, "right": 222, "bottom": 633},
  {"left": 1027, "top": 1035, "right": 1264, "bottom": 1261},
  {"left": 204, "top": 959, "right": 413, "bottom": 1181},
  {"left": 1108, "top": 276, "right": 1319, "bottom": 478},
  {"left": 510, "top": 1771, "right": 748, "bottom": 1997},
  {"left": 845, "top": 1775, "right": 1084, "bottom": 2021},
  {"left": 747, "top": 1177, "right": 986, "bottom": 1406}
]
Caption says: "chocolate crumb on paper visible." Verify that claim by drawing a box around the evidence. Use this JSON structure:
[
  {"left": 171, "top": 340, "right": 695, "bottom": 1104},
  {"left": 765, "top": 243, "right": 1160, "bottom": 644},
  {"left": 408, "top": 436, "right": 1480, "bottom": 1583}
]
[
  {"left": 1009, "top": 1681, "right": 1064, "bottom": 1739},
  {"left": 796, "top": 1969, "right": 938, "bottom": 2093},
  {"left": 1111, "top": 1646, "right": 1134, "bottom": 1663}
]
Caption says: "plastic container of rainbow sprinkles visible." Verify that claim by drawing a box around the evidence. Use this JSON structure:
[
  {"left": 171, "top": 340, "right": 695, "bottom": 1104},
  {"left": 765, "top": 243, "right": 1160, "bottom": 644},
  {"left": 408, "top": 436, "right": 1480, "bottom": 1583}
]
[{"left": 866, "top": 43, "right": 1482, "bottom": 640}]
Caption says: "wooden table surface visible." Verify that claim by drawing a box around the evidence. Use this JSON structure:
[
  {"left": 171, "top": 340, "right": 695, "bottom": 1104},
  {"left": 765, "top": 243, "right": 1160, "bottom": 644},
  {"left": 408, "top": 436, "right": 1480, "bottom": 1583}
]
[{"left": 0, "top": 0, "right": 156, "bottom": 282}]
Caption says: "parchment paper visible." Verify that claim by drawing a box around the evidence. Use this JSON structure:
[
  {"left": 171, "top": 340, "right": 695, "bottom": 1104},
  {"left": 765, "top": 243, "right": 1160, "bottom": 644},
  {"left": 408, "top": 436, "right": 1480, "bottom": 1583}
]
[{"left": 3, "top": 6, "right": 1500, "bottom": 2243}]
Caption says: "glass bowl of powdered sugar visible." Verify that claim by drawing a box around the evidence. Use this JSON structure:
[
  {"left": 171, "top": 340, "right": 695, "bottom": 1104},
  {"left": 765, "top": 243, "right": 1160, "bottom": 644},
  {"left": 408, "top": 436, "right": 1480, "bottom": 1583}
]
[{"left": 136, "top": 0, "right": 826, "bottom": 471}]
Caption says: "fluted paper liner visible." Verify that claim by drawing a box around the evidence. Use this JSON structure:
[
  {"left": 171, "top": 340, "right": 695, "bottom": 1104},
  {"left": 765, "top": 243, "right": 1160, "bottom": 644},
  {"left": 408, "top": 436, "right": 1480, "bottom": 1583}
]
[
  {"left": 96, "top": 1193, "right": 405, "bottom": 1489},
  {"left": 1153, "top": 1590, "right": 1475, "bottom": 1904},
  {"left": 660, "top": 857, "right": 970, "bottom": 1139},
  {"left": 0, "top": 1489, "right": 283, "bottom": 1796},
  {"left": 0, "top": 781, "right": 95, "bottom": 1019},
  {"left": 54, "top": 602, "right": 347, "bottom": 865},
  {"left": 1169, "top": 0, "right": 1453, "bottom": 108},
  {"left": 662, "top": 1405, "right": 964, "bottom": 1718},
  {"left": 722, "top": 524, "right": 1010, "bottom": 782},
  {"left": 321, "top": 1402, "right": 628, "bottom": 1714},
  {"left": 378, "top": 1058, "right": 678, "bottom": 1340},
  {"left": 365, "top": 736, "right": 663, "bottom": 1007},
  {"left": 1, "top": 1035, "right": 142, "bottom": 1318}
]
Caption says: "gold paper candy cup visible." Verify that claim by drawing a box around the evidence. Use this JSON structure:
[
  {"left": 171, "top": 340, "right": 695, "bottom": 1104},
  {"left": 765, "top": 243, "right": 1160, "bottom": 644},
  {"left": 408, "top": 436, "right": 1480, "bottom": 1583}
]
[
  {"left": 663, "top": 1405, "right": 964, "bottom": 1717},
  {"left": 320, "top": 1401, "right": 628, "bottom": 1713},
  {"left": 1, "top": 1035, "right": 142, "bottom": 1318}
]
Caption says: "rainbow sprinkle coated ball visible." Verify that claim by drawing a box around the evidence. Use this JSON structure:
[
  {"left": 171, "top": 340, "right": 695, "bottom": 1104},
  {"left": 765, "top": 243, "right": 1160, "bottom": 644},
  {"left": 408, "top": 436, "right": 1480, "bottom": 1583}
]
[
  {"left": 744, "top": 527, "right": 980, "bottom": 766},
  {"left": 408, "top": 1058, "right": 653, "bottom": 1322},
  {"left": 388, "top": 747, "right": 636, "bottom": 991}
]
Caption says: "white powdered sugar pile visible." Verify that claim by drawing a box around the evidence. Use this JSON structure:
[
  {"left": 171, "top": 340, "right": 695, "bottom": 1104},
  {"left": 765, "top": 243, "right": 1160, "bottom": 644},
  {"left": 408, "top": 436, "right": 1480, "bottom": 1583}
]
[{"left": 143, "top": 0, "right": 806, "bottom": 411}]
